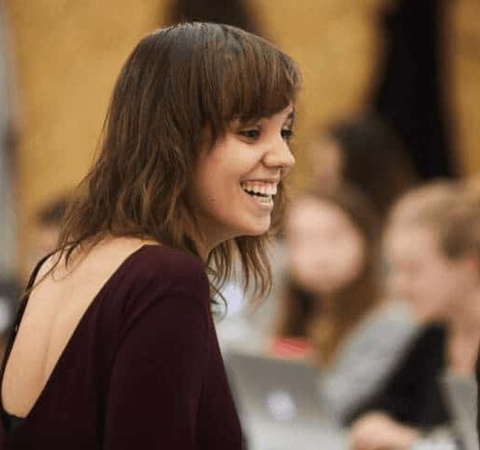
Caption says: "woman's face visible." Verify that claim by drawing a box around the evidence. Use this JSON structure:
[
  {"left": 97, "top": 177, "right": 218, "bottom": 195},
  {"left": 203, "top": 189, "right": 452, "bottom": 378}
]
[
  {"left": 285, "top": 197, "right": 366, "bottom": 295},
  {"left": 191, "top": 105, "right": 295, "bottom": 255},
  {"left": 385, "top": 224, "right": 470, "bottom": 322}
]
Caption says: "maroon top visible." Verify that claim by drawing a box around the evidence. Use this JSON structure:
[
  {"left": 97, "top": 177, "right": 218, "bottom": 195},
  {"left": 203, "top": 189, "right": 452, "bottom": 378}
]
[{"left": 0, "top": 245, "right": 243, "bottom": 449}]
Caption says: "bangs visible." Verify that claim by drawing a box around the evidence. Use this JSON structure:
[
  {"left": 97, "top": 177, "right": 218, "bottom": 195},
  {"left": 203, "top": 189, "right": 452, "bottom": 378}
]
[{"left": 197, "top": 25, "right": 300, "bottom": 134}]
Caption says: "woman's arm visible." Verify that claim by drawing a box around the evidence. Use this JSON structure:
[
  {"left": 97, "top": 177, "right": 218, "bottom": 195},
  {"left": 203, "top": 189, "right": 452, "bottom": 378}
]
[{"left": 103, "top": 284, "right": 209, "bottom": 449}]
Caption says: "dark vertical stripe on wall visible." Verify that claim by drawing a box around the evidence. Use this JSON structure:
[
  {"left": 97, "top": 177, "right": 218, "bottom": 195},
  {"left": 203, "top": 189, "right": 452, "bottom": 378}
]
[{"left": 371, "top": 0, "right": 456, "bottom": 179}]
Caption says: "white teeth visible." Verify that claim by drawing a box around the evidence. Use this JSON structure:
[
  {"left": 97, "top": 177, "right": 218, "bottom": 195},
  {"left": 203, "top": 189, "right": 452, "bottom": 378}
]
[
  {"left": 240, "top": 181, "right": 278, "bottom": 197},
  {"left": 258, "top": 195, "right": 273, "bottom": 204}
]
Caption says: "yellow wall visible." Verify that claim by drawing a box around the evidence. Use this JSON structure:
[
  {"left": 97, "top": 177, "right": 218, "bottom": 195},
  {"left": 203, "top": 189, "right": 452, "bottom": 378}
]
[
  {"left": 4, "top": 0, "right": 480, "bottom": 274},
  {"left": 452, "top": 0, "right": 480, "bottom": 175}
]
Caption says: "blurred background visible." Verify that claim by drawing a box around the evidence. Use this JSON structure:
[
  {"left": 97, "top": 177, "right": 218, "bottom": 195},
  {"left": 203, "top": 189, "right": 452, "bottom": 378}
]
[{"left": 0, "top": 0, "right": 478, "bottom": 280}]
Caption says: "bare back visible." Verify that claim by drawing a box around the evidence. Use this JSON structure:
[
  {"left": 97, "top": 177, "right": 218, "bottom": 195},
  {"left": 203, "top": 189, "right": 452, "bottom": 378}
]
[{"left": 1, "top": 237, "right": 157, "bottom": 418}]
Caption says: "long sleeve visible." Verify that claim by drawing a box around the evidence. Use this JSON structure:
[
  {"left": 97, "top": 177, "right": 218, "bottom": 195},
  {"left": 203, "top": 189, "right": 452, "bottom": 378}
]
[
  {"left": 321, "top": 302, "right": 417, "bottom": 423},
  {"left": 346, "top": 324, "right": 449, "bottom": 428},
  {"left": 104, "top": 282, "right": 209, "bottom": 449}
]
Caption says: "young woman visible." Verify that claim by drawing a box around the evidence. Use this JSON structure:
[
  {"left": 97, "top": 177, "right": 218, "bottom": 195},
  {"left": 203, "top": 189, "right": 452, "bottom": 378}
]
[
  {"left": 351, "top": 181, "right": 480, "bottom": 450},
  {"left": 272, "top": 185, "right": 416, "bottom": 422},
  {"left": 0, "top": 22, "right": 300, "bottom": 448}
]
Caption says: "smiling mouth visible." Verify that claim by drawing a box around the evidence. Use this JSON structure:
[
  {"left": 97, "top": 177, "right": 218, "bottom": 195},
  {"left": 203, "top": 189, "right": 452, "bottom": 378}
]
[
  {"left": 244, "top": 190, "right": 273, "bottom": 204},
  {"left": 240, "top": 181, "right": 277, "bottom": 205}
]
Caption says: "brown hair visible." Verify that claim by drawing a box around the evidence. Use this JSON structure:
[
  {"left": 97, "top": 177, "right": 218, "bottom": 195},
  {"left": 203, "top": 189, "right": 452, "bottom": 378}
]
[
  {"left": 56, "top": 22, "right": 300, "bottom": 300},
  {"left": 274, "top": 184, "right": 381, "bottom": 366}
]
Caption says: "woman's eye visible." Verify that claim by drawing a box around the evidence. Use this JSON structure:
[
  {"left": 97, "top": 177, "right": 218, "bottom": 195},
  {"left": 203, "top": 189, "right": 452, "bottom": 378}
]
[
  {"left": 281, "top": 128, "right": 294, "bottom": 142},
  {"left": 239, "top": 129, "right": 261, "bottom": 140}
]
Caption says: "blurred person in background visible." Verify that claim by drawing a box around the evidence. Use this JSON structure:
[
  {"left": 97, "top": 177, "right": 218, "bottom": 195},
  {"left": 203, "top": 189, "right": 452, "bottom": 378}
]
[
  {"left": 271, "top": 184, "right": 416, "bottom": 423},
  {"left": 350, "top": 181, "right": 480, "bottom": 450},
  {"left": 309, "top": 115, "right": 418, "bottom": 222}
]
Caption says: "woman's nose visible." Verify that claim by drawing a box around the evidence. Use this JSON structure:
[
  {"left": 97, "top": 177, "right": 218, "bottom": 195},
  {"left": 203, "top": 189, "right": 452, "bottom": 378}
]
[{"left": 264, "top": 138, "right": 295, "bottom": 172}]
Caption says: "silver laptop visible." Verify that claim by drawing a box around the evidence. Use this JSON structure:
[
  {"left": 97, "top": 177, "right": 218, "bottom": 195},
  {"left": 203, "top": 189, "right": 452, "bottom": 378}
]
[
  {"left": 440, "top": 373, "right": 479, "bottom": 450},
  {"left": 226, "top": 349, "right": 348, "bottom": 450}
]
